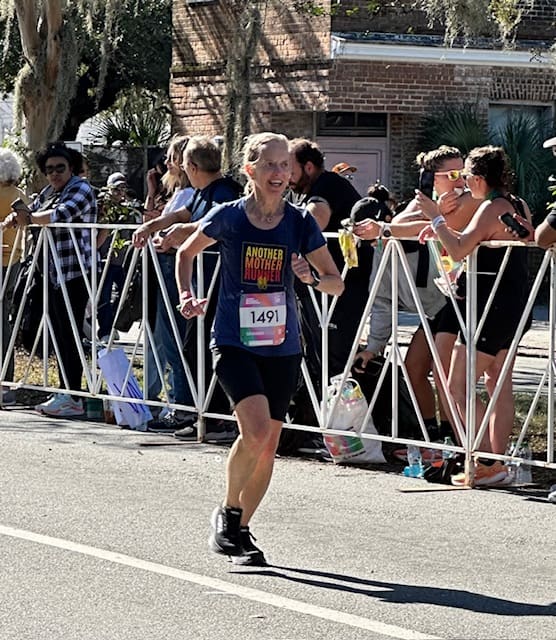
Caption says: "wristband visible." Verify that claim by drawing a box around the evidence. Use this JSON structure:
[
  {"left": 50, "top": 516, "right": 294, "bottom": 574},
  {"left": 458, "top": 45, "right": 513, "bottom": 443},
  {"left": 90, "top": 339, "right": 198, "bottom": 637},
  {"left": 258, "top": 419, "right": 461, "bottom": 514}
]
[
  {"left": 431, "top": 215, "right": 446, "bottom": 231},
  {"left": 179, "top": 290, "right": 193, "bottom": 301}
]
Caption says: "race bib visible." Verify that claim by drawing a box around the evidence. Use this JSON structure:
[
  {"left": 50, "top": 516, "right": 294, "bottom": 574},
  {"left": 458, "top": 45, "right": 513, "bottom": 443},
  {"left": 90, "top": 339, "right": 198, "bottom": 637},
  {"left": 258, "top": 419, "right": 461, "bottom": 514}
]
[{"left": 239, "top": 291, "right": 286, "bottom": 347}]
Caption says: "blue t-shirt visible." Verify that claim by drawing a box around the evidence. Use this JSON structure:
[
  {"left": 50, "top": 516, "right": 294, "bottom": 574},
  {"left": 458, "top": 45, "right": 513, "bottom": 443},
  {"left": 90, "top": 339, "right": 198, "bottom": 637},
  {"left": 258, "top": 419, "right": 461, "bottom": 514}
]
[
  {"left": 187, "top": 176, "right": 243, "bottom": 287},
  {"left": 200, "top": 198, "right": 326, "bottom": 356},
  {"left": 187, "top": 176, "right": 242, "bottom": 222}
]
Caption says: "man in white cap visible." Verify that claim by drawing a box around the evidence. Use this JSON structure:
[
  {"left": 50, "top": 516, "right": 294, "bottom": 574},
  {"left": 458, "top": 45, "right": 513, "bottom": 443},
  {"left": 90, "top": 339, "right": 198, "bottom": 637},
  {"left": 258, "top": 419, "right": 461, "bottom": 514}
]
[
  {"left": 107, "top": 171, "right": 127, "bottom": 188},
  {"left": 535, "top": 136, "right": 556, "bottom": 248}
]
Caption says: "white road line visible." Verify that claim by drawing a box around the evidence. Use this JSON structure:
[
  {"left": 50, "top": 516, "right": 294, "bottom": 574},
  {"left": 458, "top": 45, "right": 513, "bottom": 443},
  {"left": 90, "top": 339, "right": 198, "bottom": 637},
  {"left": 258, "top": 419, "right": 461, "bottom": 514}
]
[{"left": 0, "top": 524, "right": 440, "bottom": 640}]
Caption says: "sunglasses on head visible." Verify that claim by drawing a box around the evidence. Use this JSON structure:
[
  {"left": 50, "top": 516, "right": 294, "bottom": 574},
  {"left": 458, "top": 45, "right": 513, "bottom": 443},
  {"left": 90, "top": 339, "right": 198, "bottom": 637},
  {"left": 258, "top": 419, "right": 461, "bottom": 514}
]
[
  {"left": 434, "top": 169, "right": 464, "bottom": 181},
  {"left": 45, "top": 163, "right": 68, "bottom": 175}
]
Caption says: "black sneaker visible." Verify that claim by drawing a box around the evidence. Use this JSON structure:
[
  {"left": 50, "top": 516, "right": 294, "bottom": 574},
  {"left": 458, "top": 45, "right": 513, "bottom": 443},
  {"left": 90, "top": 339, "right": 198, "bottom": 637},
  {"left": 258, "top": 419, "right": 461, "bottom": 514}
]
[
  {"left": 209, "top": 505, "right": 242, "bottom": 556},
  {"left": 232, "top": 526, "right": 267, "bottom": 566},
  {"left": 205, "top": 418, "right": 238, "bottom": 443},
  {"left": 148, "top": 410, "right": 196, "bottom": 433}
]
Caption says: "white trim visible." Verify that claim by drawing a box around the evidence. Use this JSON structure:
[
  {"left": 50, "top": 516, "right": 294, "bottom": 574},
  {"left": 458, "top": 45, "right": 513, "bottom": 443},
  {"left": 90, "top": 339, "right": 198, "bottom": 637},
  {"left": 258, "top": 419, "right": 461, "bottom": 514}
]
[
  {"left": 331, "top": 35, "right": 551, "bottom": 68},
  {"left": 0, "top": 524, "right": 440, "bottom": 640}
]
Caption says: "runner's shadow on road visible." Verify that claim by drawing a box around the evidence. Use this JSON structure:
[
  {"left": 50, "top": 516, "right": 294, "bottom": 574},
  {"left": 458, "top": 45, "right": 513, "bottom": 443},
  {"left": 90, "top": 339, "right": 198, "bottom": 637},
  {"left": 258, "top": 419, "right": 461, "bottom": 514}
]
[{"left": 233, "top": 565, "right": 555, "bottom": 616}]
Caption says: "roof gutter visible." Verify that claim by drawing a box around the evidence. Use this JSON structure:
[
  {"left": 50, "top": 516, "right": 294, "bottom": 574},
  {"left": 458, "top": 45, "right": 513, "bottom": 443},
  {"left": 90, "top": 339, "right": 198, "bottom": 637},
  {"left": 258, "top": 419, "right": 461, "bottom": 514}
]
[{"left": 331, "top": 35, "right": 552, "bottom": 68}]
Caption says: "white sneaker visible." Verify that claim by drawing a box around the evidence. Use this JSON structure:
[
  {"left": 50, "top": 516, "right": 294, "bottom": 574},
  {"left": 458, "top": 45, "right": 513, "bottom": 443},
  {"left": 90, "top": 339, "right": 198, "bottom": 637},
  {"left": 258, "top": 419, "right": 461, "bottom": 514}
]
[
  {"left": 36, "top": 393, "right": 84, "bottom": 417},
  {"left": 35, "top": 395, "right": 58, "bottom": 412}
]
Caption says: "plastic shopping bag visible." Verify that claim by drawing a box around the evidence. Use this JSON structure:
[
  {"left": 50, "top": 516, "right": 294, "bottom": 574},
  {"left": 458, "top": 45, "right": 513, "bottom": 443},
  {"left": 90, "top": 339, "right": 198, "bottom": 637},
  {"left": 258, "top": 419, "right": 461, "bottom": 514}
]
[
  {"left": 97, "top": 347, "right": 152, "bottom": 430},
  {"left": 324, "top": 376, "right": 386, "bottom": 465}
]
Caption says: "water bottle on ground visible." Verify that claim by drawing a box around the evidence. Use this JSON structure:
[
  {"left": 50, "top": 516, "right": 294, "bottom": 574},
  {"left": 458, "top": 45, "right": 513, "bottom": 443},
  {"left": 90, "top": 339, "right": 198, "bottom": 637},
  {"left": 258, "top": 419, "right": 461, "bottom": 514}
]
[
  {"left": 403, "top": 445, "right": 423, "bottom": 478},
  {"left": 442, "top": 436, "right": 455, "bottom": 460},
  {"left": 505, "top": 438, "right": 517, "bottom": 484},
  {"left": 515, "top": 440, "right": 533, "bottom": 484}
]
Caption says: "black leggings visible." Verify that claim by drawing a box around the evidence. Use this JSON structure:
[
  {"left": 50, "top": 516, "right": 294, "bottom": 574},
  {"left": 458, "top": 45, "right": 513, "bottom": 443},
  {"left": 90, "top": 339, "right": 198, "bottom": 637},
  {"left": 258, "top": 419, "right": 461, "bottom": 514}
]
[{"left": 49, "top": 277, "right": 89, "bottom": 392}]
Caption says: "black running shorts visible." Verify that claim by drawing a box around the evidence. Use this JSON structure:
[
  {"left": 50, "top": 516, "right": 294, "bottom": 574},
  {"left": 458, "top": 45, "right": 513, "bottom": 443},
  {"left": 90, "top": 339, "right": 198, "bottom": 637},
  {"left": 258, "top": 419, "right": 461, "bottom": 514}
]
[{"left": 212, "top": 346, "right": 302, "bottom": 422}]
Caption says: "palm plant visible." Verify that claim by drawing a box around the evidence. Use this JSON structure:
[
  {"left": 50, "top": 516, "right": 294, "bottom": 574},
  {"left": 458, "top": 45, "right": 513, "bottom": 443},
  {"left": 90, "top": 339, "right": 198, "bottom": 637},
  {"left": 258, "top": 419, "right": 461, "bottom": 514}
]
[
  {"left": 420, "top": 103, "right": 554, "bottom": 223},
  {"left": 419, "top": 103, "right": 489, "bottom": 156},
  {"left": 491, "top": 114, "right": 553, "bottom": 224},
  {"left": 92, "top": 88, "right": 171, "bottom": 146}
]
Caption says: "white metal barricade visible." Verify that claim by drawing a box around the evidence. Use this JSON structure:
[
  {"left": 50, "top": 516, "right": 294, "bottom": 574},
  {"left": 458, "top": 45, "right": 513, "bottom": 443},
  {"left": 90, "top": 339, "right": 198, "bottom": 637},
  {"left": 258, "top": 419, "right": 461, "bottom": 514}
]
[{"left": 1, "top": 221, "right": 554, "bottom": 485}]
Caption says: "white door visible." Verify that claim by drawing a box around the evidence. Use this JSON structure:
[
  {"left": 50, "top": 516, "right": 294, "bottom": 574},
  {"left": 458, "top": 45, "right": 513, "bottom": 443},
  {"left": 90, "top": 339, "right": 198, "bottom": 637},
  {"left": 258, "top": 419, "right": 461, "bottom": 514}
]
[{"left": 316, "top": 136, "right": 389, "bottom": 198}]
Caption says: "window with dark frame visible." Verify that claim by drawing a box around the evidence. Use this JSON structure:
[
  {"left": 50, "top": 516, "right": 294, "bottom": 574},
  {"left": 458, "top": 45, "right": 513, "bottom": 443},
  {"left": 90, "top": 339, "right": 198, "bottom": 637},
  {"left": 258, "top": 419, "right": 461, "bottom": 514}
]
[{"left": 318, "top": 112, "right": 387, "bottom": 137}]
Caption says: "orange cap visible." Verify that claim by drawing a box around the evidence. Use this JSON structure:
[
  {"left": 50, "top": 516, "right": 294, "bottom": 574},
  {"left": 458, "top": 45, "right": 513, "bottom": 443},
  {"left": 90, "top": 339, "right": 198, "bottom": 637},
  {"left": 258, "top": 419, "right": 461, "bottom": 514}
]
[{"left": 332, "top": 162, "right": 357, "bottom": 174}]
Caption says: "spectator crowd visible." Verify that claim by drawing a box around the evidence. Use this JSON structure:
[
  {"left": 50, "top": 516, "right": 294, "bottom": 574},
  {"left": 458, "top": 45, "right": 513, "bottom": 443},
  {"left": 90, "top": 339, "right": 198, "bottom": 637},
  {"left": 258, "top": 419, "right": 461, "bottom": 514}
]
[{"left": 0, "top": 131, "right": 554, "bottom": 494}]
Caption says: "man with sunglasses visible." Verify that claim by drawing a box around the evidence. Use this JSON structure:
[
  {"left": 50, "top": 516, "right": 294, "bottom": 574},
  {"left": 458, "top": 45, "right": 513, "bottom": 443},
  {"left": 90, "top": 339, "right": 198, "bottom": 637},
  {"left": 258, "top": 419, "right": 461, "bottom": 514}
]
[{"left": 6, "top": 141, "right": 97, "bottom": 417}]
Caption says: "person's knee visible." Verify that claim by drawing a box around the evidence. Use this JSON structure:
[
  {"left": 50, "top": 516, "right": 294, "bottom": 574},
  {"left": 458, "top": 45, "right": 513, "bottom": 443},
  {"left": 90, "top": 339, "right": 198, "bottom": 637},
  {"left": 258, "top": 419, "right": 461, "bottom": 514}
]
[
  {"left": 447, "top": 380, "right": 466, "bottom": 408},
  {"left": 239, "top": 422, "right": 275, "bottom": 456}
]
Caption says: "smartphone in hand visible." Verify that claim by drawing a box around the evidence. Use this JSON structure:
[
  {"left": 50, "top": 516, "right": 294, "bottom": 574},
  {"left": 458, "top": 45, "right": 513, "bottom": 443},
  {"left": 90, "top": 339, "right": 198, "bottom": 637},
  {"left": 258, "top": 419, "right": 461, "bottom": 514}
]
[
  {"left": 499, "top": 212, "right": 529, "bottom": 239},
  {"left": 418, "top": 169, "right": 435, "bottom": 199},
  {"left": 11, "top": 198, "right": 30, "bottom": 213}
]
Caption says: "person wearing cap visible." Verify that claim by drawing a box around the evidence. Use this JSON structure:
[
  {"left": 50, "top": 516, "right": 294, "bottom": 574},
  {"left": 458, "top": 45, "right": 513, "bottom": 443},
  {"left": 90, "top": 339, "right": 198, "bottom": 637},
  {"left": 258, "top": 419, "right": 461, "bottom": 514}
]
[
  {"left": 97, "top": 170, "right": 141, "bottom": 341},
  {"left": 351, "top": 190, "right": 450, "bottom": 441},
  {"left": 535, "top": 136, "right": 556, "bottom": 249},
  {"left": 332, "top": 162, "right": 357, "bottom": 180},
  {"left": 353, "top": 146, "right": 479, "bottom": 443},
  {"left": 4, "top": 141, "right": 97, "bottom": 418}
]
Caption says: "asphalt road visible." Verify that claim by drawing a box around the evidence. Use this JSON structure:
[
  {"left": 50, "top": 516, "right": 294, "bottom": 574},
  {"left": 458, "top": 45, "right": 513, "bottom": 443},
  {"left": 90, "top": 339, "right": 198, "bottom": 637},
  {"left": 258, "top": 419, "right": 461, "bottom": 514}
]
[{"left": 0, "top": 410, "right": 554, "bottom": 640}]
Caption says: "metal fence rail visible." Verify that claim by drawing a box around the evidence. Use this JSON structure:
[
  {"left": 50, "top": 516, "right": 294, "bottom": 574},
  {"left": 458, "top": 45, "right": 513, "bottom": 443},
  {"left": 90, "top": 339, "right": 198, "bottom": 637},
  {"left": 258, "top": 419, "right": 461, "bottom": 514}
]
[{"left": 1, "top": 222, "right": 553, "bottom": 485}]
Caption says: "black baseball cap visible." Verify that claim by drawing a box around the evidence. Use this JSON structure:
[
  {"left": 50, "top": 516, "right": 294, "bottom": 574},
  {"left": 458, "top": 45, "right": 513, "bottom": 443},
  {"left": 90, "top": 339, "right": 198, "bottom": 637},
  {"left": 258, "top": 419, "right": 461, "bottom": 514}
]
[{"left": 350, "top": 197, "right": 383, "bottom": 223}]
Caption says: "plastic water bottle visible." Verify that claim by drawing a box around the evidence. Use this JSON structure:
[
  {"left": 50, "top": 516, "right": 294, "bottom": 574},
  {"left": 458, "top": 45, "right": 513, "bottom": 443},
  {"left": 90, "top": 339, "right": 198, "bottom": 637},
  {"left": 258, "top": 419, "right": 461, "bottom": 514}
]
[
  {"left": 504, "top": 439, "right": 517, "bottom": 484},
  {"left": 515, "top": 440, "right": 533, "bottom": 484},
  {"left": 403, "top": 445, "right": 423, "bottom": 478},
  {"left": 442, "top": 436, "right": 455, "bottom": 460}
]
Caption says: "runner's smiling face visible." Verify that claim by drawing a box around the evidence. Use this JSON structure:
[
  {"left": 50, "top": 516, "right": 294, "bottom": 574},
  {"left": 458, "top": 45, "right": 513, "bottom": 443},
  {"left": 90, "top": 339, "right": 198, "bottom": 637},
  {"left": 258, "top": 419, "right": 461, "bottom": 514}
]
[{"left": 248, "top": 139, "right": 291, "bottom": 197}]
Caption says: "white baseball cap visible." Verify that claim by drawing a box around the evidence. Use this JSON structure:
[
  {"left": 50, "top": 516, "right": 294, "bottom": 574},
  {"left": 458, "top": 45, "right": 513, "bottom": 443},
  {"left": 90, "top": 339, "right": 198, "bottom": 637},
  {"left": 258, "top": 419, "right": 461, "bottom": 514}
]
[{"left": 107, "top": 171, "right": 126, "bottom": 187}]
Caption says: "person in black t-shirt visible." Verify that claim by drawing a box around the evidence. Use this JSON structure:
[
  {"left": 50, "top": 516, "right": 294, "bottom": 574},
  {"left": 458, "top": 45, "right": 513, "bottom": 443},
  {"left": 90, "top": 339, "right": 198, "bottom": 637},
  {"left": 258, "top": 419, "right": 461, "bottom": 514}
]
[{"left": 288, "top": 138, "right": 372, "bottom": 413}]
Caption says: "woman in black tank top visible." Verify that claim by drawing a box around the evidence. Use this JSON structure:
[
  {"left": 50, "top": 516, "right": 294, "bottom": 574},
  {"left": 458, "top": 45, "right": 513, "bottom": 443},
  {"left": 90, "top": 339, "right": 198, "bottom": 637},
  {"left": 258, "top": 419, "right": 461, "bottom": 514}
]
[{"left": 415, "top": 146, "right": 533, "bottom": 486}]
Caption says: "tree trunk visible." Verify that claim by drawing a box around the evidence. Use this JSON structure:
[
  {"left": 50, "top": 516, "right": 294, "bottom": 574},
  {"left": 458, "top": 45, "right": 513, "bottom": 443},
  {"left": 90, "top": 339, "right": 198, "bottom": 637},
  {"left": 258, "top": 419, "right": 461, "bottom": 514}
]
[
  {"left": 14, "top": 0, "right": 64, "bottom": 152},
  {"left": 223, "top": 2, "right": 262, "bottom": 176}
]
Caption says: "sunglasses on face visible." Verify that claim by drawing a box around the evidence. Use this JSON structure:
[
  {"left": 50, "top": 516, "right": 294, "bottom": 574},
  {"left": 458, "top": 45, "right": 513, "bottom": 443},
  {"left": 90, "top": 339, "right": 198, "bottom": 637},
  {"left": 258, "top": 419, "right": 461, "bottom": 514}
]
[
  {"left": 45, "top": 163, "right": 68, "bottom": 175},
  {"left": 434, "top": 169, "right": 465, "bottom": 181}
]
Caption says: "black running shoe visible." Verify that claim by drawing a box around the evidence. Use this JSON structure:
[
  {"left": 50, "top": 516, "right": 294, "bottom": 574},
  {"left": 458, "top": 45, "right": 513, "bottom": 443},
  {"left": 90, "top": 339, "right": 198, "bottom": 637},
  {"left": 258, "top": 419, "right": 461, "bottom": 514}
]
[
  {"left": 232, "top": 526, "right": 267, "bottom": 566},
  {"left": 209, "top": 505, "right": 242, "bottom": 556},
  {"left": 148, "top": 410, "right": 196, "bottom": 433}
]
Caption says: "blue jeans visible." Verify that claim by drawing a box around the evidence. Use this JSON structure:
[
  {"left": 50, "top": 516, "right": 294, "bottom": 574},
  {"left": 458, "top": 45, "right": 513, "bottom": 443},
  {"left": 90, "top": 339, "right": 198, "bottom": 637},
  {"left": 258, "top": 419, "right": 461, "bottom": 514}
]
[{"left": 146, "top": 252, "right": 192, "bottom": 407}]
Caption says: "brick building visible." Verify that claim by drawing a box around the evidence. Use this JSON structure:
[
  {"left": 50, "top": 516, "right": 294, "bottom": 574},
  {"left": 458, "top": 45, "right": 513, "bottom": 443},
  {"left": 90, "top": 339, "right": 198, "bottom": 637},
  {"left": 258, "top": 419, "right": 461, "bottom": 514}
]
[{"left": 171, "top": 0, "right": 556, "bottom": 200}]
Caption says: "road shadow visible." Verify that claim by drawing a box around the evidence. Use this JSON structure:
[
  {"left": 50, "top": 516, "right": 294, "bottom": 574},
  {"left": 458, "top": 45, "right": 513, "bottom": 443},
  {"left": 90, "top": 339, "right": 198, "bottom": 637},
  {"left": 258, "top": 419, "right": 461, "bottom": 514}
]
[{"left": 233, "top": 565, "right": 555, "bottom": 617}]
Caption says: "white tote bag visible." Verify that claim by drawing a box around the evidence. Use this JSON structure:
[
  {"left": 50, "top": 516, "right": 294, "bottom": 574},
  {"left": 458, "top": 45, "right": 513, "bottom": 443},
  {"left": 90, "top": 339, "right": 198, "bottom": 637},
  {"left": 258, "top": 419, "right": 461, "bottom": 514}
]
[
  {"left": 97, "top": 347, "right": 152, "bottom": 430},
  {"left": 324, "top": 376, "right": 386, "bottom": 465}
]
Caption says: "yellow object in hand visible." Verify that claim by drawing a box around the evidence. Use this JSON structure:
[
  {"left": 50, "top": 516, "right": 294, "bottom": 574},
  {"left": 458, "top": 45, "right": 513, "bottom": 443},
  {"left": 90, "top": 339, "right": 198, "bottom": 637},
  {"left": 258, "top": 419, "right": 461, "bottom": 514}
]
[
  {"left": 440, "top": 255, "right": 454, "bottom": 273},
  {"left": 338, "top": 229, "right": 358, "bottom": 268}
]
